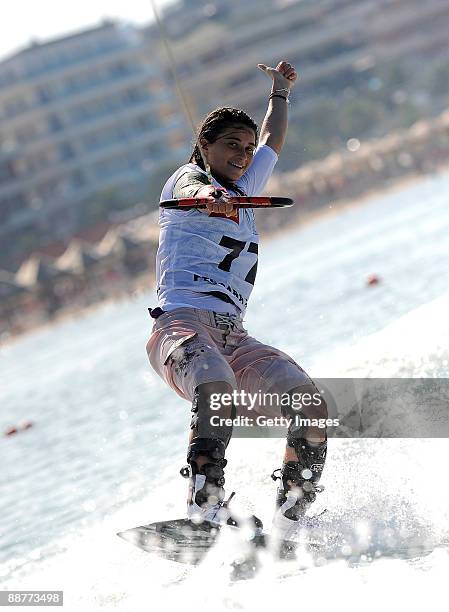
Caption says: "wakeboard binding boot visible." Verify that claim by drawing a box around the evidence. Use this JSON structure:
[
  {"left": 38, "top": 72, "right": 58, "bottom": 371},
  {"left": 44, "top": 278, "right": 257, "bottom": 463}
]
[
  {"left": 272, "top": 437, "right": 327, "bottom": 547},
  {"left": 180, "top": 437, "right": 263, "bottom": 532}
]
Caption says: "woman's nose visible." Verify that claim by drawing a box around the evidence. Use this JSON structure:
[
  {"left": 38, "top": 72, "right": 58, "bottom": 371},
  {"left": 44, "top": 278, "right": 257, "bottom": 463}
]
[{"left": 235, "top": 146, "right": 247, "bottom": 160}]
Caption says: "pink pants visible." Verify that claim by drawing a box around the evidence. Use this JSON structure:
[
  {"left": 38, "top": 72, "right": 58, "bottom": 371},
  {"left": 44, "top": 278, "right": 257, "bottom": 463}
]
[{"left": 146, "top": 308, "right": 314, "bottom": 417}]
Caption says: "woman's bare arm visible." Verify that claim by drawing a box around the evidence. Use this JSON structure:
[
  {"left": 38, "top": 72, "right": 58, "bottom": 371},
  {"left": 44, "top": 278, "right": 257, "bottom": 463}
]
[{"left": 258, "top": 60, "right": 298, "bottom": 155}]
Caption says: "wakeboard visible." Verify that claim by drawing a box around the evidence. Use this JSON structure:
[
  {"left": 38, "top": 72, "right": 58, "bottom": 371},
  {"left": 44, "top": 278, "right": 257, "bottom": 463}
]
[
  {"left": 117, "top": 517, "right": 308, "bottom": 566},
  {"left": 117, "top": 515, "right": 438, "bottom": 574}
]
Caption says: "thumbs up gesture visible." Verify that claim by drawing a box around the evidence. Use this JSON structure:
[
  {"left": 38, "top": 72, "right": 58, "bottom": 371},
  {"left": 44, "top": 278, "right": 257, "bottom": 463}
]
[{"left": 258, "top": 61, "right": 298, "bottom": 90}]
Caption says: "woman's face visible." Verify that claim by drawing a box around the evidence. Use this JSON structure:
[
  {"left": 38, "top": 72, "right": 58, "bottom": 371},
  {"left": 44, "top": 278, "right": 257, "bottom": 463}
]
[{"left": 200, "top": 123, "right": 257, "bottom": 183}]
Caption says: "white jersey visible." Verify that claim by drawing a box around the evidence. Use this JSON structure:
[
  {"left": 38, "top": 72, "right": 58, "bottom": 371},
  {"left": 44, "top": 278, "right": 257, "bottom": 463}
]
[{"left": 155, "top": 144, "right": 278, "bottom": 315}]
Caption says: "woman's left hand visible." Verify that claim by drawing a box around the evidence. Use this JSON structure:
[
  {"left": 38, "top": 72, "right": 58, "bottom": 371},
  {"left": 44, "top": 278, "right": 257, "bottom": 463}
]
[
  {"left": 257, "top": 60, "right": 298, "bottom": 90},
  {"left": 196, "top": 185, "right": 238, "bottom": 217}
]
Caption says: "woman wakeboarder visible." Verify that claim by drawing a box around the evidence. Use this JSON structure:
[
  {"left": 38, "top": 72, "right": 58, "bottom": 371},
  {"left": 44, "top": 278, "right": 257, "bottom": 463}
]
[{"left": 146, "top": 61, "right": 327, "bottom": 541}]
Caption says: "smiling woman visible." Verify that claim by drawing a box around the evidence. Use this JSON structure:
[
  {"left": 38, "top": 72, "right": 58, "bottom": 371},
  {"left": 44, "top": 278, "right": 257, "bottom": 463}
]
[
  {"left": 201, "top": 126, "right": 257, "bottom": 180},
  {"left": 145, "top": 60, "right": 329, "bottom": 543},
  {"left": 189, "top": 107, "right": 258, "bottom": 182}
]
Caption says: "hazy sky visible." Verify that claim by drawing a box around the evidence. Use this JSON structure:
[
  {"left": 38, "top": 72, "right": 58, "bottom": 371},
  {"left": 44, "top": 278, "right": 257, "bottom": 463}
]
[{"left": 0, "top": 0, "right": 174, "bottom": 61}]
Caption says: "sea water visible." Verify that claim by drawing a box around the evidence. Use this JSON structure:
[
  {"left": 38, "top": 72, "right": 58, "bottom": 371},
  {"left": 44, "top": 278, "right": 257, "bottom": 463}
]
[{"left": 1, "top": 171, "right": 449, "bottom": 610}]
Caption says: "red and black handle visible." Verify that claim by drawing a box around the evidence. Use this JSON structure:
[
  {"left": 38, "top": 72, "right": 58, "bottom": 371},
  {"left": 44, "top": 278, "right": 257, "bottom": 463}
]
[{"left": 160, "top": 196, "right": 294, "bottom": 210}]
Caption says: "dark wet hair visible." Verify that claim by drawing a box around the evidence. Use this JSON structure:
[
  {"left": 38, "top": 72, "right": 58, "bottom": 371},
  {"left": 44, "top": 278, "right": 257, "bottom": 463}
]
[{"left": 189, "top": 107, "right": 259, "bottom": 170}]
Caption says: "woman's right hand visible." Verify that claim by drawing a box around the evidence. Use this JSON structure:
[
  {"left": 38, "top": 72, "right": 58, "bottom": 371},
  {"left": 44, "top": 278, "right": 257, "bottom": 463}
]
[{"left": 196, "top": 185, "right": 237, "bottom": 217}]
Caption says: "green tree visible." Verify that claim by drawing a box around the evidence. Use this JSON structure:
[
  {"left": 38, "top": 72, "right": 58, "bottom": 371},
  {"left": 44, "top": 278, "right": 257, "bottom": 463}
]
[
  {"left": 428, "top": 62, "right": 449, "bottom": 97},
  {"left": 145, "top": 161, "right": 180, "bottom": 208},
  {"left": 338, "top": 98, "right": 385, "bottom": 138},
  {"left": 77, "top": 188, "right": 128, "bottom": 228}
]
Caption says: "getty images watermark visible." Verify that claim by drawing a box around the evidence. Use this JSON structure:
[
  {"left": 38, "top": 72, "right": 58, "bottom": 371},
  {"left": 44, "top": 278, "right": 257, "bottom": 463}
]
[{"left": 208, "top": 390, "right": 340, "bottom": 428}]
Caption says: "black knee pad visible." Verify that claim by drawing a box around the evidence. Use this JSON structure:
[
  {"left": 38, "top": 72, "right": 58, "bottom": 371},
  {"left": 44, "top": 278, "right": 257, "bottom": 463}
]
[
  {"left": 281, "top": 382, "right": 328, "bottom": 439},
  {"left": 186, "top": 437, "right": 226, "bottom": 465},
  {"left": 190, "top": 383, "right": 235, "bottom": 448}
]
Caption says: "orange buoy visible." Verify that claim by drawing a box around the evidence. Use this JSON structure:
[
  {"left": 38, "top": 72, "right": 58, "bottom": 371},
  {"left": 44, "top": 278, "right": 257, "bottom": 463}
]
[
  {"left": 4, "top": 421, "right": 34, "bottom": 437},
  {"left": 366, "top": 274, "right": 380, "bottom": 287}
]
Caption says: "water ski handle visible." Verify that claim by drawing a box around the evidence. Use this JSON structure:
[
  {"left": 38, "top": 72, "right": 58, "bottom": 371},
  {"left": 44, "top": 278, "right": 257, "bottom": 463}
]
[{"left": 160, "top": 196, "right": 294, "bottom": 210}]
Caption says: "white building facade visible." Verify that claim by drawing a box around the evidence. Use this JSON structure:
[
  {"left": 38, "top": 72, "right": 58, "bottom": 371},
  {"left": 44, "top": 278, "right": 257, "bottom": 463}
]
[{"left": 0, "top": 21, "right": 189, "bottom": 258}]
